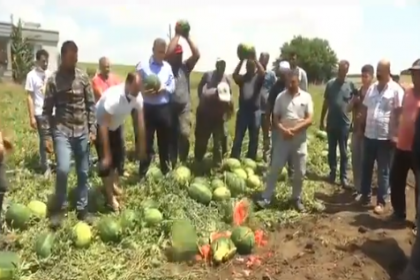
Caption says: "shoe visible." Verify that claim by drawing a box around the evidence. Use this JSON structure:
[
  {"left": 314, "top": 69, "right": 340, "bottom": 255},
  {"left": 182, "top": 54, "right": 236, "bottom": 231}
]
[
  {"left": 49, "top": 210, "right": 66, "bottom": 229},
  {"left": 386, "top": 212, "right": 406, "bottom": 223},
  {"left": 292, "top": 199, "right": 305, "bottom": 212},
  {"left": 76, "top": 210, "right": 95, "bottom": 225},
  {"left": 373, "top": 204, "right": 385, "bottom": 215},
  {"left": 360, "top": 196, "right": 371, "bottom": 207},
  {"left": 341, "top": 180, "right": 351, "bottom": 190},
  {"left": 328, "top": 173, "right": 336, "bottom": 184}
]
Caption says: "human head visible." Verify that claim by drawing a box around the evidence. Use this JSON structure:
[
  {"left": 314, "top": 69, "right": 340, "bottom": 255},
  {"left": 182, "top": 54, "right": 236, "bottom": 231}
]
[
  {"left": 337, "top": 60, "right": 350, "bottom": 80},
  {"left": 125, "top": 72, "right": 142, "bottom": 97},
  {"left": 409, "top": 58, "right": 420, "bottom": 89},
  {"left": 289, "top": 51, "right": 298, "bottom": 68},
  {"left": 278, "top": 60, "right": 291, "bottom": 80},
  {"left": 259, "top": 52, "right": 270, "bottom": 69},
  {"left": 215, "top": 58, "right": 226, "bottom": 75},
  {"left": 152, "top": 38, "right": 167, "bottom": 64},
  {"left": 60, "top": 41, "right": 78, "bottom": 69},
  {"left": 167, "top": 44, "right": 183, "bottom": 68},
  {"left": 245, "top": 60, "right": 256, "bottom": 74},
  {"left": 376, "top": 59, "right": 391, "bottom": 83},
  {"left": 286, "top": 68, "right": 300, "bottom": 92},
  {"left": 360, "top": 64, "right": 374, "bottom": 87},
  {"left": 98, "top": 57, "right": 110, "bottom": 76},
  {"left": 35, "top": 49, "right": 49, "bottom": 71}
]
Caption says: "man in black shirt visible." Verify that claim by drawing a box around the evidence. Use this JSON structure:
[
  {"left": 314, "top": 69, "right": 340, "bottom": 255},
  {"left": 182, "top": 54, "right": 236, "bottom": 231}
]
[{"left": 266, "top": 61, "right": 293, "bottom": 176}]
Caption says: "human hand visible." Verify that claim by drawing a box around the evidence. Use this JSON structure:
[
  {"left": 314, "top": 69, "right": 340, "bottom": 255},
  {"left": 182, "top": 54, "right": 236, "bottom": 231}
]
[
  {"left": 30, "top": 117, "right": 37, "bottom": 130},
  {"left": 45, "top": 138, "right": 54, "bottom": 154},
  {"left": 89, "top": 133, "right": 96, "bottom": 144},
  {"left": 281, "top": 128, "right": 294, "bottom": 139}
]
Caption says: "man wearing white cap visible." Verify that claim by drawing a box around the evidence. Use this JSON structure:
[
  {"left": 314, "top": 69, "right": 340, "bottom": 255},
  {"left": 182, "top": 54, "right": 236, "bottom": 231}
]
[{"left": 195, "top": 58, "right": 233, "bottom": 164}]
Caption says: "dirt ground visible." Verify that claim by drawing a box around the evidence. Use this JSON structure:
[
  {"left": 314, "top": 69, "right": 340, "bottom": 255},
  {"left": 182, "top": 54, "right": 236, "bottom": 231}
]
[{"left": 204, "top": 183, "right": 417, "bottom": 280}]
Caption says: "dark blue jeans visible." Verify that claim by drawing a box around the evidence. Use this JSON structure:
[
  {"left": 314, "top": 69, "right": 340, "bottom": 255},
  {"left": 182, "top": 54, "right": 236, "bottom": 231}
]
[
  {"left": 327, "top": 127, "right": 349, "bottom": 183},
  {"left": 230, "top": 109, "right": 261, "bottom": 160},
  {"left": 361, "top": 137, "right": 392, "bottom": 205}
]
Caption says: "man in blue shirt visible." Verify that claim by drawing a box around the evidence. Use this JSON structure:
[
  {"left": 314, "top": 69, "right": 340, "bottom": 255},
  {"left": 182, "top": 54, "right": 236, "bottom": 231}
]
[
  {"left": 136, "top": 38, "right": 175, "bottom": 177},
  {"left": 230, "top": 55, "right": 266, "bottom": 160},
  {"left": 259, "top": 52, "right": 277, "bottom": 162}
]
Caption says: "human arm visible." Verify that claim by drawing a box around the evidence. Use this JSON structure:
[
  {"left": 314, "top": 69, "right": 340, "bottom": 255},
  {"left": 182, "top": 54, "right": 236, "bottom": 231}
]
[
  {"left": 184, "top": 37, "right": 200, "bottom": 72},
  {"left": 273, "top": 94, "right": 293, "bottom": 137},
  {"left": 24, "top": 73, "right": 36, "bottom": 128},
  {"left": 91, "top": 78, "right": 103, "bottom": 101},
  {"left": 300, "top": 69, "right": 308, "bottom": 91},
  {"left": 319, "top": 82, "right": 330, "bottom": 129},
  {"left": 232, "top": 60, "right": 245, "bottom": 85},
  {"left": 290, "top": 95, "right": 313, "bottom": 134},
  {"left": 197, "top": 72, "right": 207, "bottom": 98},
  {"left": 134, "top": 97, "right": 146, "bottom": 159},
  {"left": 346, "top": 83, "right": 360, "bottom": 112},
  {"left": 254, "top": 59, "right": 266, "bottom": 77},
  {"left": 100, "top": 97, "right": 120, "bottom": 159},
  {"left": 84, "top": 76, "right": 97, "bottom": 136},
  {"left": 41, "top": 77, "right": 55, "bottom": 139}
]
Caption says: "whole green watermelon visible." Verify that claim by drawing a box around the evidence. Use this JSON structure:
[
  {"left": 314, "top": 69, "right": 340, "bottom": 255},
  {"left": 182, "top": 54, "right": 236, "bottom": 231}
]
[
  {"left": 97, "top": 217, "right": 122, "bottom": 243},
  {"left": 237, "top": 43, "right": 256, "bottom": 60},
  {"left": 120, "top": 210, "right": 139, "bottom": 231},
  {"left": 224, "top": 172, "right": 246, "bottom": 197},
  {"left": 0, "top": 251, "right": 20, "bottom": 279},
  {"left": 144, "top": 75, "right": 161, "bottom": 91},
  {"left": 34, "top": 232, "right": 55, "bottom": 259},
  {"left": 188, "top": 183, "right": 212, "bottom": 205},
  {"left": 72, "top": 221, "right": 92, "bottom": 248},
  {"left": 5, "top": 204, "right": 31, "bottom": 230},
  {"left": 176, "top": 20, "right": 190, "bottom": 36},
  {"left": 144, "top": 208, "right": 163, "bottom": 226},
  {"left": 230, "top": 226, "right": 255, "bottom": 254}
]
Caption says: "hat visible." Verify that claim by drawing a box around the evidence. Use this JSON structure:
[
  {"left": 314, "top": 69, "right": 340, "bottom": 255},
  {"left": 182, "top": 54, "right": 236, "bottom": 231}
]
[
  {"left": 409, "top": 59, "right": 420, "bottom": 71},
  {"left": 174, "top": 44, "right": 183, "bottom": 54},
  {"left": 279, "top": 61, "right": 290, "bottom": 71},
  {"left": 217, "top": 82, "right": 231, "bottom": 102}
]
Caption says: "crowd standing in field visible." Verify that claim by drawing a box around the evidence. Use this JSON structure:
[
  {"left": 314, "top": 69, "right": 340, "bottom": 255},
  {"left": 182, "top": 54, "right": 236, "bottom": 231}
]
[{"left": 0, "top": 23, "right": 420, "bottom": 278}]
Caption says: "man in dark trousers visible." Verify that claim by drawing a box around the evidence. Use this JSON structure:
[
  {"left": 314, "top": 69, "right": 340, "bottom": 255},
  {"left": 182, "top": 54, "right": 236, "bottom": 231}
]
[{"left": 165, "top": 25, "right": 200, "bottom": 166}]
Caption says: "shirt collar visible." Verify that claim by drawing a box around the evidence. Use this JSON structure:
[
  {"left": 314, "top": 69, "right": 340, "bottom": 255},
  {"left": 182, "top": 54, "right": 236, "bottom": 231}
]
[{"left": 149, "top": 56, "right": 163, "bottom": 66}]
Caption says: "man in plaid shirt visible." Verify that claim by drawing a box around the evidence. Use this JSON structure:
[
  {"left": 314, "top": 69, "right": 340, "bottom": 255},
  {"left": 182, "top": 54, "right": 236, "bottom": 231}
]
[
  {"left": 42, "top": 41, "right": 96, "bottom": 228},
  {"left": 359, "top": 59, "right": 404, "bottom": 214}
]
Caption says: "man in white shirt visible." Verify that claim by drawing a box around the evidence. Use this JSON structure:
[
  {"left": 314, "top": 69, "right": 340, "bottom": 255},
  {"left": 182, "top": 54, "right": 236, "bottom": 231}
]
[
  {"left": 257, "top": 69, "right": 313, "bottom": 212},
  {"left": 25, "top": 49, "right": 52, "bottom": 176},
  {"left": 95, "top": 72, "right": 146, "bottom": 211},
  {"left": 359, "top": 59, "right": 404, "bottom": 214}
]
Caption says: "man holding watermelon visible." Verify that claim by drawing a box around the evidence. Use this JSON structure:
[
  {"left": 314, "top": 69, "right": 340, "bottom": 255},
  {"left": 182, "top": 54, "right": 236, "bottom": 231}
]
[
  {"left": 230, "top": 48, "right": 266, "bottom": 160},
  {"left": 165, "top": 20, "right": 200, "bottom": 167}
]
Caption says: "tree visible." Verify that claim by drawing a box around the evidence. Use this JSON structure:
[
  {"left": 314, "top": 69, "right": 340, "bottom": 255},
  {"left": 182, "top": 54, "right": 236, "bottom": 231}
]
[
  {"left": 10, "top": 15, "right": 34, "bottom": 84},
  {"left": 273, "top": 36, "right": 338, "bottom": 84}
]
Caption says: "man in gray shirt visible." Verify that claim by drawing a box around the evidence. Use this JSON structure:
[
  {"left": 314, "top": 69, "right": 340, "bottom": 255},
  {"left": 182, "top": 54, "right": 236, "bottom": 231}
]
[
  {"left": 165, "top": 27, "right": 200, "bottom": 166},
  {"left": 319, "top": 60, "right": 357, "bottom": 188}
]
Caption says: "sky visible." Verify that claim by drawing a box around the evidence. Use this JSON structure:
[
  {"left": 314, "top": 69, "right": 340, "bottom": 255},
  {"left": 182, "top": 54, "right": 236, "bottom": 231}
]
[{"left": 0, "top": 0, "right": 418, "bottom": 74}]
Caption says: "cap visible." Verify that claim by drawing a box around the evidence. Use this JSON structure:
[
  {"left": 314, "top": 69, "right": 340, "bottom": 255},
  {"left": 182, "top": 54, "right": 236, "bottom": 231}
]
[
  {"left": 409, "top": 58, "right": 420, "bottom": 71},
  {"left": 174, "top": 44, "right": 183, "bottom": 54},
  {"left": 279, "top": 61, "right": 290, "bottom": 72},
  {"left": 217, "top": 82, "right": 231, "bottom": 102}
]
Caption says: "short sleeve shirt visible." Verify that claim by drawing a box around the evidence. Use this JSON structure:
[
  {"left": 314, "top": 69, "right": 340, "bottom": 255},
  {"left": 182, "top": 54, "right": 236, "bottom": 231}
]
[
  {"left": 25, "top": 69, "right": 52, "bottom": 116},
  {"left": 363, "top": 80, "right": 404, "bottom": 140},
  {"left": 96, "top": 84, "right": 143, "bottom": 131}
]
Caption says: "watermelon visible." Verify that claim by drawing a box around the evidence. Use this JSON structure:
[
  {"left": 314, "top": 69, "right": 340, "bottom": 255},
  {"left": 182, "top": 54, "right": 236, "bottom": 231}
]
[
  {"left": 222, "top": 158, "right": 241, "bottom": 171},
  {"left": 97, "top": 217, "right": 122, "bottom": 243},
  {"left": 145, "top": 166, "right": 164, "bottom": 183},
  {"left": 210, "top": 178, "right": 225, "bottom": 190},
  {"left": 172, "top": 166, "right": 191, "bottom": 186},
  {"left": 27, "top": 200, "right": 47, "bottom": 219},
  {"left": 213, "top": 187, "right": 231, "bottom": 201},
  {"left": 144, "top": 75, "right": 161, "bottom": 91},
  {"left": 0, "top": 251, "right": 19, "bottom": 279},
  {"left": 224, "top": 172, "right": 246, "bottom": 197},
  {"left": 230, "top": 226, "right": 255, "bottom": 254},
  {"left": 242, "top": 158, "right": 257, "bottom": 171},
  {"left": 192, "top": 177, "right": 208, "bottom": 185},
  {"left": 246, "top": 175, "right": 261, "bottom": 189},
  {"left": 5, "top": 204, "right": 31, "bottom": 230},
  {"left": 316, "top": 130, "right": 327, "bottom": 140},
  {"left": 34, "top": 232, "right": 55, "bottom": 259},
  {"left": 72, "top": 221, "right": 92, "bottom": 248},
  {"left": 244, "top": 167, "right": 254, "bottom": 177},
  {"left": 233, "top": 168, "right": 248, "bottom": 180},
  {"left": 236, "top": 43, "right": 256, "bottom": 60},
  {"left": 211, "top": 237, "right": 237, "bottom": 264},
  {"left": 141, "top": 199, "right": 159, "bottom": 210},
  {"left": 188, "top": 183, "right": 212, "bottom": 205},
  {"left": 144, "top": 208, "right": 163, "bottom": 226},
  {"left": 175, "top": 20, "right": 190, "bottom": 36},
  {"left": 120, "top": 210, "right": 139, "bottom": 231}
]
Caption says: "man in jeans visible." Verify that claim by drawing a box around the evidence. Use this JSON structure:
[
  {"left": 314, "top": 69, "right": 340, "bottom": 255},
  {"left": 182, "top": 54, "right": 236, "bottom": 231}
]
[
  {"left": 25, "top": 49, "right": 52, "bottom": 176},
  {"left": 257, "top": 69, "right": 313, "bottom": 211},
  {"left": 320, "top": 60, "right": 357, "bottom": 188},
  {"left": 359, "top": 59, "right": 404, "bottom": 214},
  {"left": 230, "top": 57, "right": 265, "bottom": 160},
  {"left": 42, "top": 41, "right": 96, "bottom": 228},
  {"left": 347, "top": 64, "right": 374, "bottom": 198}
]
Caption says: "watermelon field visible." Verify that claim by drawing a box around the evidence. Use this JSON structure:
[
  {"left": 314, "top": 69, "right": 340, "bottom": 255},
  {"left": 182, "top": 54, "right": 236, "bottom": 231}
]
[{"left": 0, "top": 67, "right": 416, "bottom": 280}]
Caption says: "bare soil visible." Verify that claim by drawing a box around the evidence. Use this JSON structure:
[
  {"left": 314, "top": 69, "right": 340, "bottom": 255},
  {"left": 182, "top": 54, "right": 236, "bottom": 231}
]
[{"left": 204, "top": 182, "right": 417, "bottom": 280}]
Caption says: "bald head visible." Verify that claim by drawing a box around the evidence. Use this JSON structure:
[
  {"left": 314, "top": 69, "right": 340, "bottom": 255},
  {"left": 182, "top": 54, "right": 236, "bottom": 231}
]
[
  {"left": 377, "top": 59, "right": 391, "bottom": 82},
  {"left": 152, "top": 38, "right": 167, "bottom": 63},
  {"left": 98, "top": 56, "right": 110, "bottom": 76},
  {"left": 259, "top": 52, "right": 270, "bottom": 68}
]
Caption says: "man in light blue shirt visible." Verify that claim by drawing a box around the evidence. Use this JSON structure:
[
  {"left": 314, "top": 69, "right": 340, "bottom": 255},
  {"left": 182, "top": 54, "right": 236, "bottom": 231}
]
[{"left": 135, "top": 38, "right": 175, "bottom": 178}]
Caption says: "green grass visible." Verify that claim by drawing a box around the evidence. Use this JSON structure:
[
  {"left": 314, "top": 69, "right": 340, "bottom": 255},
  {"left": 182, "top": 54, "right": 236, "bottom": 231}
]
[{"left": 0, "top": 63, "right": 338, "bottom": 280}]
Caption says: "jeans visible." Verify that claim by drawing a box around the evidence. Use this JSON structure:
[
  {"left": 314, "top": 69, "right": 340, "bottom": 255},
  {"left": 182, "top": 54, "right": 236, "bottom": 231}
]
[
  {"left": 263, "top": 131, "right": 307, "bottom": 201},
  {"left": 271, "top": 130, "right": 293, "bottom": 177},
  {"left": 194, "top": 113, "right": 225, "bottom": 164},
  {"left": 327, "top": 127, "right": 349, "bottom": 183},
  {"left": 35, "top": 115, "right": 49, "bottom": 171},
  {"left": 230, "top": 109, "right": 261, "bottom": 160},
  {"left": 351, "top": 133, "right": 364, "bottom": 191},
  {"left": 360, "top": 137, "right": 392, "bottom": 205},
  {"left": 53, "top": 130, "right": 89, "bottom": 211}
]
